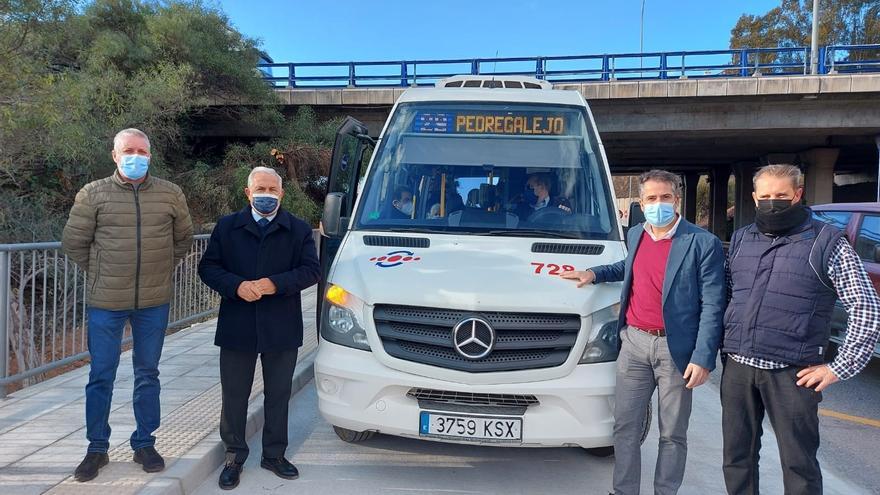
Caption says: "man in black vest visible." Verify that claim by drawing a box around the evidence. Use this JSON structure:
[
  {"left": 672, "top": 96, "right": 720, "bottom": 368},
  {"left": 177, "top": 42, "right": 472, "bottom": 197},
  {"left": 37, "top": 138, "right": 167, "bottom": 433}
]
[
  {"left": 722, "top": 164, "right": 880, "bottom": 494},
  {"left": 198, "top": 166, "right": 320, "bottom": 490}
]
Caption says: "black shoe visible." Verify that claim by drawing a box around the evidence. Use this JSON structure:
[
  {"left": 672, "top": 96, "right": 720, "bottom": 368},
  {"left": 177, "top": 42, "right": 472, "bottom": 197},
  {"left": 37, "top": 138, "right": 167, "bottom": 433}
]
[
  {"left": 74, "top": 452, "right": 109, "bottom": 482},
  {"left": 133, "top": 446, "right": 165, "bottom": 473},
  {"left": 260, "top": 457, "right": 299, "bottom": 480},
  {"left": 219, "top": 461, "right": 244, "bottom": 490}
]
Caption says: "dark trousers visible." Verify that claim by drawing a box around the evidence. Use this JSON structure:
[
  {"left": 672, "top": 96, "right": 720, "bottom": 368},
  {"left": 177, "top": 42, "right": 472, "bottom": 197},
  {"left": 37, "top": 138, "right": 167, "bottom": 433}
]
[
  {"left": 721, "top": 358, "right": 823, "bottom": 495},
  {"left": 219, "top": 348, "right": 298, "bottom": 462}
]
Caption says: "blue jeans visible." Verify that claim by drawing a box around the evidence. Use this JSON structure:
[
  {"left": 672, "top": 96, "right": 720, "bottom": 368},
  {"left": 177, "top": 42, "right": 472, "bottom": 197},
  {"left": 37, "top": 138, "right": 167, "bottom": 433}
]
[{"left": 85, "top": 304, "right": 169, "bottom": 453}]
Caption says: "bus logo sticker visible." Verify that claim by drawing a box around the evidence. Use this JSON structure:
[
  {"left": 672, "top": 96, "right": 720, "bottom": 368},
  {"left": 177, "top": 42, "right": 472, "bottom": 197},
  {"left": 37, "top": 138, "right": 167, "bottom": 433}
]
[{"left": 370, "top": 250, "right": 422, "bottom": 268}]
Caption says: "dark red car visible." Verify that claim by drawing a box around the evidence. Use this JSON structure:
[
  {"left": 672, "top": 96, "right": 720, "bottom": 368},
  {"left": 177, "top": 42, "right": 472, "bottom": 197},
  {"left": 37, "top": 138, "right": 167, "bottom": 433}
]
[{"left": 813, "top": 203, "right": 880, "bottom": 358}]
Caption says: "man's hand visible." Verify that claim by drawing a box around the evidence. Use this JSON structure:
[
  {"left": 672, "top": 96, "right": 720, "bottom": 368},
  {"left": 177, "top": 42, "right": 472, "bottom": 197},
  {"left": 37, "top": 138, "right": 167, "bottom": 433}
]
[
  {"left": 236, "top": 281, "right": 262, "bottom": 302},
  {"left": 254, "top": 277, "right": 277, "bottom": 295},
  {"left": 683, "top": 363, "right": 710, "bottom": 389},
  {"left": 560, "top": 269, "right": 595, "bottom": 288},
  {"left": 796, "top": 364, "right": 839, "bottom": 392}
]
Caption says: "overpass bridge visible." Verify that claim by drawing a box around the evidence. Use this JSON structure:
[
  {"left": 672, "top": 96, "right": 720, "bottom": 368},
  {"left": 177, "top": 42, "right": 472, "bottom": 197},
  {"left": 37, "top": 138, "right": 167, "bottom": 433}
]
[
  {"left": 245, "top": 44, "right": 880, "bottom": 240},
  {"left": 1, "top": 45, "right": 880, "bottom": 494}
]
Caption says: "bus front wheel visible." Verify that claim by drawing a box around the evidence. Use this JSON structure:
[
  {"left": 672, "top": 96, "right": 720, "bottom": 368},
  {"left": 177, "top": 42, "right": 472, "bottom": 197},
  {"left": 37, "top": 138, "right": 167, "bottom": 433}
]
[{"left": 584, "top": 402, "right": 652, "bottom": 457}]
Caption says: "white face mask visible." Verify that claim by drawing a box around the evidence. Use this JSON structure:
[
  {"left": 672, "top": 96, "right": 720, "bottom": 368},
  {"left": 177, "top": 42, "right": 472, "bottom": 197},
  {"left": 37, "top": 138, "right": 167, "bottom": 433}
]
[{"left": 397, "top": 201, "right": 413, "bottom": 216}]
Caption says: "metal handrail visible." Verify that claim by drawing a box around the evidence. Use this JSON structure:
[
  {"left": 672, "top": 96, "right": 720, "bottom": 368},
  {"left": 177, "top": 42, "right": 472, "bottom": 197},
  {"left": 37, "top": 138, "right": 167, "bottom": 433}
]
[
  {"left": 258, "top": 44, "right": 880, "bottom": 88},
  {"left": 0, "top": 234, "right": 218, "bottom": 397},
  {"left": 825, "top": 44, "right": 880, "bottom": 74}
]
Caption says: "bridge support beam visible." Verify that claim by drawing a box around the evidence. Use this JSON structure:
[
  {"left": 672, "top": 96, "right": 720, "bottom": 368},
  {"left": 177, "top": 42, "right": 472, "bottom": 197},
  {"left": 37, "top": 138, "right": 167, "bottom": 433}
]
[
  {"left": 733, "top": 162, "right": 759, "bottom": 230},
  {"left": 682, "top": 172, "right": 700, "bottom": 224},
  {"left": 800, "top": 148, "right": 839, "bottom": 206},
  {"left": 709, "top": 166, "right": 731, "bottom": 241}
]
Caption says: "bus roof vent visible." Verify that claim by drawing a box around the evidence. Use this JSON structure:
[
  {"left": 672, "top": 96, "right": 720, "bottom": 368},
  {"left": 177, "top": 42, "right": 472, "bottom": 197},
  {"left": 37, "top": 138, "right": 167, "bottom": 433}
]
[{"left": 436, "top": 75, "right": 552, "bottom": 90}]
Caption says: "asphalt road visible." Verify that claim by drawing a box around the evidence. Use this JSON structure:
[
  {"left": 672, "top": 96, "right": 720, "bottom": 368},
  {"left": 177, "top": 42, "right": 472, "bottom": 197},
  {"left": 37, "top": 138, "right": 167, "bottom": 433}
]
[
  {"left": 705, "top": 354, "right": 880, "bottom": 493},
  {"left": 194, "top": 373, "right": 870, "bottom": 495},
  {"left": 814, "top": 357, "right": 880, "bottom": 491}
]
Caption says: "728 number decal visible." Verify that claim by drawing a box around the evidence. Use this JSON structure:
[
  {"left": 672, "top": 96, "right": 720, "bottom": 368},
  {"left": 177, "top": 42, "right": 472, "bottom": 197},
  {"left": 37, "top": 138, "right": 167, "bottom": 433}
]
[{"left": 531, "top": 262, "right": 576, "bottom": 275}]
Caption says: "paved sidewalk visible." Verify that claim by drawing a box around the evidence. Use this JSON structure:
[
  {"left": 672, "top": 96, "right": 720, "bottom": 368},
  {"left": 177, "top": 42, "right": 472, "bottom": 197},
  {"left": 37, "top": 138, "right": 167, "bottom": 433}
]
[{"left": 0, "top": 287, "right": 318, "bottom": 495}]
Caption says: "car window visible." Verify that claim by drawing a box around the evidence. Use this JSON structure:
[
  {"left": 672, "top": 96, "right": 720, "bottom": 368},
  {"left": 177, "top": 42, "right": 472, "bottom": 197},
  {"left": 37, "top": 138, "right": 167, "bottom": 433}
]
[
  {"left": 855, "top": 215, "right": 880, "bottom": 263},
  {"left": 813, "top": 210, "right": 852, "bottom": 231}
]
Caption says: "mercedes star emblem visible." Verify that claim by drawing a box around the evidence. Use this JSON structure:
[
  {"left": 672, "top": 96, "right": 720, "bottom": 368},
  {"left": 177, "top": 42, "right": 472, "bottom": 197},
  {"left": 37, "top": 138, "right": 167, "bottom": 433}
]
[{"left": 452, "top": 317, "right": 496, "bottom": 360}]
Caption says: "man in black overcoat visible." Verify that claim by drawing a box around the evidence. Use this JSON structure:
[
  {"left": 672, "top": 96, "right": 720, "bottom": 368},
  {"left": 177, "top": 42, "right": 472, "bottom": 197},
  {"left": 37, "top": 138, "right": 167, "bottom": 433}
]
[{"left": 198, "top": 166, "right": 320, "bottom": 490}]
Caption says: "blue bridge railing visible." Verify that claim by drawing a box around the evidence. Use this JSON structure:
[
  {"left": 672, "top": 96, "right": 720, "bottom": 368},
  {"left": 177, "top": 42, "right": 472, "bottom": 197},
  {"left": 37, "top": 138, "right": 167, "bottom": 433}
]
[{"left": 259, "top": 44, "right": 880, "bottom": 88}]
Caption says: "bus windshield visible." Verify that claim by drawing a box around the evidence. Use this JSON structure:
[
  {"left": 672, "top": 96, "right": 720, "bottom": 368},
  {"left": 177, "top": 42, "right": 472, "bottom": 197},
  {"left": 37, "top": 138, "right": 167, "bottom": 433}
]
[{"left": 354, "top": 102, "right": 618, "bottom": 240}]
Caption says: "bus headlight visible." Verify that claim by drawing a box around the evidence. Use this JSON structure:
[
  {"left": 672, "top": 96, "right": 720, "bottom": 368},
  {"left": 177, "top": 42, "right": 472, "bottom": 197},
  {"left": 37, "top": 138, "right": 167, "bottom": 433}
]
[
  {"left": 321, "top": 284, "right": 371, "bottom": 351},
  {"left": 579, "top": 304, "right": 621, "bottom": 364}
]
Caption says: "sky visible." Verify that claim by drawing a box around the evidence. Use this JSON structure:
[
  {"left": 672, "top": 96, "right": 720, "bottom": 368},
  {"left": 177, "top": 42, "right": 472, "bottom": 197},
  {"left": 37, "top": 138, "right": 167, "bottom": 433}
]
[{"left": 212, "top": 0, "right": 782, "bottom": 64}]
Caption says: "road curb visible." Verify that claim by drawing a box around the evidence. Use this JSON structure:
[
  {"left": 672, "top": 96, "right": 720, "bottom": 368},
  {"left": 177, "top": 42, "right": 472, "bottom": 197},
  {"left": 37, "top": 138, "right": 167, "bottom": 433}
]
[{"left": 139, "top": 350, "right": 316, "bottom": 495}]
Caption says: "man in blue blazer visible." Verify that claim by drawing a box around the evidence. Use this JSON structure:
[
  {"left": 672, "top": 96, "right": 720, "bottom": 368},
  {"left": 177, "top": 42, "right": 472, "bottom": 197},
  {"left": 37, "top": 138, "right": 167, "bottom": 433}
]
[
  {"left": 198, "top": 167, "right": 320, "bottom": 490},
  {"left": 562, "top": 170, "right": 725, "bottom": 495}
]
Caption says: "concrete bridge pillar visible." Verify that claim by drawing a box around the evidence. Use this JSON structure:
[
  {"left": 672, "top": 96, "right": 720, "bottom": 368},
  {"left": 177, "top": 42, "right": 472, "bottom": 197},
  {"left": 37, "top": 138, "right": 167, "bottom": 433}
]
[
  {"left": 800, "top": 148, "right": 839, "bottom": 206},
  {"left": 709, "top": 166, "right": 731, "bottom": 241},
  {"left": 733, "top": 162, "right": 759, "bottom": 230},
  {"left": 682, "top": 172, "right": 700, "bottom": 224}
]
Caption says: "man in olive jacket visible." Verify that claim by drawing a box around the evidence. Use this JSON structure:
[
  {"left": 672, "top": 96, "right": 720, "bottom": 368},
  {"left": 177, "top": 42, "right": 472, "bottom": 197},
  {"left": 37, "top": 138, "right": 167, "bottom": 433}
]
[
  {"left": 62, "top": 128, "right": 193, "bottom": 482},
  {"left": 198, "top": 166, "right": 320, "bottom": 490}
]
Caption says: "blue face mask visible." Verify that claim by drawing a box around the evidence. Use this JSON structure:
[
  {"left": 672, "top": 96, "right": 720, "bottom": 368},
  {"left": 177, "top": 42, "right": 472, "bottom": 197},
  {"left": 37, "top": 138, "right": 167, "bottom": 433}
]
[
  {"left": 252, "top": 193, "right": 279, "bottom": 215},
  {"left": 643, "top": 202, "right": 676, "bottom": 227},
  {"left": 119, "top": 154, "right": 149, "bottom": 180}
]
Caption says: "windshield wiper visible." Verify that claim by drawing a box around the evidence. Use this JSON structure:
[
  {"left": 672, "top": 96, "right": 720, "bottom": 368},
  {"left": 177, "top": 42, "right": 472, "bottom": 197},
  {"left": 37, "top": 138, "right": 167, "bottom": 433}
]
[
  {"left": 485, "top": 230, "right": 580, "bottom": 239},
  {"left": 380, "top": 227, "right": 452, "bottom": 234}
]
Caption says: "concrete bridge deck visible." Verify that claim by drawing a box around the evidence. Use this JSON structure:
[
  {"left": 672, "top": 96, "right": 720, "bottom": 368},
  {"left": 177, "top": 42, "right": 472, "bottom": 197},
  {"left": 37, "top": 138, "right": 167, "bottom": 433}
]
[{"left": 271, "top": 73, "right": 880, "bottom": 107}]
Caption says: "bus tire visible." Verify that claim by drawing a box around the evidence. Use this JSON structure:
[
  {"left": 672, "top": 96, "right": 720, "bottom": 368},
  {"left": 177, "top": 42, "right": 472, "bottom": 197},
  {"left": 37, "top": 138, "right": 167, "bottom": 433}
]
[
  {"left": 584, "top": 403, "right": 651, "bottom": 457},
  {"left": 584, "top": 446, "right": 614, "bottom": 457}
]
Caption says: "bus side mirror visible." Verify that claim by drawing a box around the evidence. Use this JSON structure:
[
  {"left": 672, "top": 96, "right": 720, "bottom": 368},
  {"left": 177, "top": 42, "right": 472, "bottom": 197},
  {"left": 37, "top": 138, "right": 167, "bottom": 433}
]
[
  {"left": 873, "top": 244, "right": 880, "bottom": 263},
  {"left": 628, "top": 201, "right": 645, "bottom": 226},
  {"left": 322, "top": 192, "right": 346, "bottom": 238},
  {"left": 623, "top": 200, "right": 644, "bottom": 237}
]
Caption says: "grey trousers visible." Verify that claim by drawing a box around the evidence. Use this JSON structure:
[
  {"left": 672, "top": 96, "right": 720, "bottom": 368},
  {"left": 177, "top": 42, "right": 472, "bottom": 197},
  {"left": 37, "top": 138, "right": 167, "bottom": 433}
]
[{"left": 613, "top": 326, "right": 693, "bottom": 495}]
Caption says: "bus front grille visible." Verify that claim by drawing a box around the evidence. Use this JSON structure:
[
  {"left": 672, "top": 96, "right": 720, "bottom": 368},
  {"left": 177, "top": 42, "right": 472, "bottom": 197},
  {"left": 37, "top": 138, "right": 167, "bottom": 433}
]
[{"left": 373, "top": 305, "right": 581, "bottom": 372}]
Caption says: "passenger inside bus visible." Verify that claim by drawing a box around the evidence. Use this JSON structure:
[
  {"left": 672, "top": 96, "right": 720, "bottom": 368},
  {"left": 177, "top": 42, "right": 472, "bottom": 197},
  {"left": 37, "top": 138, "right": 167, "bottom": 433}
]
[
  {"left": 388, "top": 186, "right": 414, "bottom": 219},
  {"left": 425, "top": 171, "right": 464, "bottom": 217}
]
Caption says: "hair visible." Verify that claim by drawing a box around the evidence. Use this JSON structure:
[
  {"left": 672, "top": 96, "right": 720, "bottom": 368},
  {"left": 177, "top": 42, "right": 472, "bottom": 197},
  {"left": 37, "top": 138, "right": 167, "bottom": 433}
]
[
  {"left": 393, "top": 186, "right": 412, "bottom": 202},
  {"left": 753, "top": 164, "right": 802, "bottom": 189},
  {"left": 528, "top": 172, "right": 553, "bottom": 190},
  {"left": 113, "top": 128, "right": 150, "bottom": 152},
  {"left": 638, "top": 169, "right": 681, "bottom": 197},
  {"left": 247, "top": 166, "right": 283, "bottom": 189}
]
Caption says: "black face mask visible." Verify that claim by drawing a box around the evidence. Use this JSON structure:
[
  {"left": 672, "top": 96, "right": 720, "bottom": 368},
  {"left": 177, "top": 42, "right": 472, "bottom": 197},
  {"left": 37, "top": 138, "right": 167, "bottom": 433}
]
[
  {"left": 756, "top": 199, "right": 795, "bottom": 214},
  {"left": 754, "top": 199, "right": 809, "bottom": 236}
]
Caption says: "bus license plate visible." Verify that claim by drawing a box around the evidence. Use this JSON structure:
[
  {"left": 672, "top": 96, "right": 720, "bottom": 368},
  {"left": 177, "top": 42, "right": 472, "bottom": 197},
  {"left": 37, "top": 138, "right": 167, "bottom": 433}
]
[{"left": 419, "top": 411, "right": 522, "bottom": 443}]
